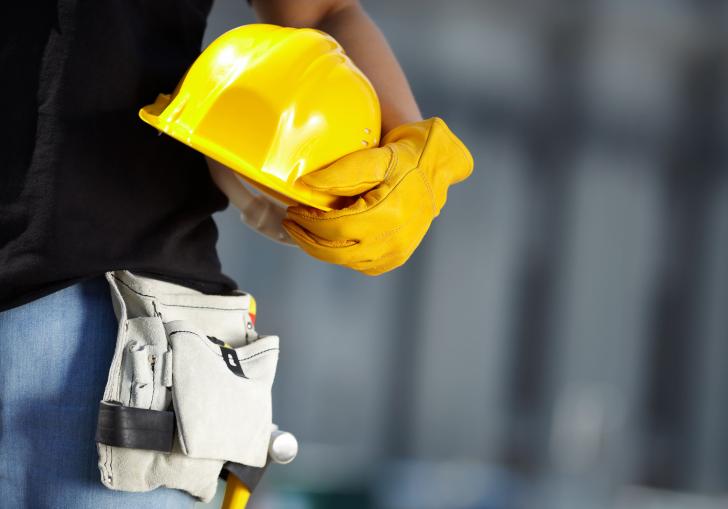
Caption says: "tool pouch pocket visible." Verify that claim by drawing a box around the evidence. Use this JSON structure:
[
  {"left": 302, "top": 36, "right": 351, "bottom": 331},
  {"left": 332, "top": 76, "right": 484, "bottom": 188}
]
[
  {"left": 95, "top": 316, "right": 177, "bottom": 452},
  {"left": 95, "top": 271, "right": 275, "bottom": 503},
  {"left": 167, "top": 324, "right": 279, "bottom": 466},
  {"left": 119, "top": 317, "right": 171, "bottom": 411}
]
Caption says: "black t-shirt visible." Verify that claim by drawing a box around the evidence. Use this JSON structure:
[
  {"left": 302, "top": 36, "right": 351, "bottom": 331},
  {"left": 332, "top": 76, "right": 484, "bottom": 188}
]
[{"left": 0, "top": 1, "right": 238, "bottom": 311}]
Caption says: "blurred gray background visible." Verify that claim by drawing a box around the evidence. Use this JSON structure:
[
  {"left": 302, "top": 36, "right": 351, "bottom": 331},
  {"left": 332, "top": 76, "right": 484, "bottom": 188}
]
[{"left": 199, "top": 1, "right": 728, "bottom": 508}]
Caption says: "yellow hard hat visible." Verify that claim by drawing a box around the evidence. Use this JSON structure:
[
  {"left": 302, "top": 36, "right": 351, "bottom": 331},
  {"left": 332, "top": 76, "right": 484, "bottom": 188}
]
[{"left": 139, "top": 24, "right": 381, "bottom": 211}]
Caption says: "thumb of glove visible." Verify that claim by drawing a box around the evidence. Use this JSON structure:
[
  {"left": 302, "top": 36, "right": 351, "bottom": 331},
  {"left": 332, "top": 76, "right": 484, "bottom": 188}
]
[{"left": 300, "top": 145, "right": 393, "bottom": 197}]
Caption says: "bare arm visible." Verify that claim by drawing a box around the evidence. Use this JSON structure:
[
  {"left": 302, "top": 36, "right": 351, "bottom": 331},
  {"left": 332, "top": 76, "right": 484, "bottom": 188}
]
[{"left": 250, "top": 0, "right": 422, "bottom": 134}]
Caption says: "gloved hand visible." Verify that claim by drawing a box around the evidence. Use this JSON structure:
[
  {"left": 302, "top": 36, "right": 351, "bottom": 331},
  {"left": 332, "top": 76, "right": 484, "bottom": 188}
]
[{"left": 282, "top": 117, "right": 473, "bottom": 275}]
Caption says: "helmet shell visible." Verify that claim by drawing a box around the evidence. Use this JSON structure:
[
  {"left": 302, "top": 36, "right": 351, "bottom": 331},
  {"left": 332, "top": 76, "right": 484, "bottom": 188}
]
[{"left": 139, "top": 24, "right": 381, "bottom": 210}]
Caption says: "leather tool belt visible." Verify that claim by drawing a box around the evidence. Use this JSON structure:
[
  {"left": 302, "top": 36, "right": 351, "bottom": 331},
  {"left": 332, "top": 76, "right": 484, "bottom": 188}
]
[{"left": 95, "top": 271, "right": 279, "bottom": 503}]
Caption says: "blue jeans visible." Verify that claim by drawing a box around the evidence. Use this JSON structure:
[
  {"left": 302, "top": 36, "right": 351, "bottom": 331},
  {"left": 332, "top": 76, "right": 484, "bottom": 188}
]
[{"left": 0, "top": 277, "right": 198, "bottom": 508}]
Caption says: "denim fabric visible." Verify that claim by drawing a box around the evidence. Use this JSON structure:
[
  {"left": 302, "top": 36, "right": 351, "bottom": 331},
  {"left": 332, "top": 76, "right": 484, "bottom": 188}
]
[{"left": 0, "top": 277, "right": 197, "bottom": 508}]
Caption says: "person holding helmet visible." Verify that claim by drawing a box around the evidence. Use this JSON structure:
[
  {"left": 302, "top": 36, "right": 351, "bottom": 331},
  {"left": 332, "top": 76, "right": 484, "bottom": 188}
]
[
  {"left": 140, "top": 21, "right": 473, "bottom": 275},
  {"left": 0, "top": 1, "right": 472, "bottom": 508}
]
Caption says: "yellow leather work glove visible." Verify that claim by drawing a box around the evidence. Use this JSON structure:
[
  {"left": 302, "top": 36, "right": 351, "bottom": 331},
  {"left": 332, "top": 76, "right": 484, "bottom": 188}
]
[{"left": 282, "top": 117, "right": 474, "bottom": 275}]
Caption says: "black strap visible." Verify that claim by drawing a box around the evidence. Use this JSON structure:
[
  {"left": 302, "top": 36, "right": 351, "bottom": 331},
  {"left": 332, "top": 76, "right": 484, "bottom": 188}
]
[{"left": 95, "top": 401, "right": 175, "bottom": 452}]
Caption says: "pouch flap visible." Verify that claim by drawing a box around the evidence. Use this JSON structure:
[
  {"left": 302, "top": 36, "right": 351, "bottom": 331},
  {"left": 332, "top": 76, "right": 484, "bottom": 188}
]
[{"left": 166, "top": 321, "right": 279, "bottom": 467}]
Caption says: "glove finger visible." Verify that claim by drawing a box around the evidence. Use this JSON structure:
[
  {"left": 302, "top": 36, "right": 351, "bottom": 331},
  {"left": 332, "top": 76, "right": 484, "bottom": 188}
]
[
  {"left": 346, "top": 243, "right": 412, "bottom": 275},
  {"left": 283, "top": 218, "right": 401, "bottom": 272},
  {"left": 286, "top": 182, "right": 400, "bottom": 243},
  {"left": 351, "top": 236, "right": 417, "bottom": 276},
  {"left": 427, "top": 117, "right": 474, "bottom": 184},
  {"left": 300, "top": 146, "right": 393, "bottom": 196},
  {"left": 282, "top": 219, "right": 360, "bottom": 266},
  {"left": 383, "top": 117, "right": 474, "bottom": 185}
]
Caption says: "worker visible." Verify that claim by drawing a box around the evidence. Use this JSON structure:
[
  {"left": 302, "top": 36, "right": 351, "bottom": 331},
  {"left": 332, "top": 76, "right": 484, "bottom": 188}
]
[{"left": 0, "top": 1, "right": 473, "bottom": 508}]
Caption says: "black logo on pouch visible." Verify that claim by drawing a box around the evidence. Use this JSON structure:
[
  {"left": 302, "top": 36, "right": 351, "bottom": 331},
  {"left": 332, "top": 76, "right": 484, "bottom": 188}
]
[{"left": 207, "top": 336, "right": 247, "bottom": 378}]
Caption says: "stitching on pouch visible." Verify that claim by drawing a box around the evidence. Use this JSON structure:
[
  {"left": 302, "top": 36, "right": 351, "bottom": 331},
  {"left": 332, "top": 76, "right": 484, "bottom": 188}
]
[
  {"left": 103, "top": 444, "right": 109, "bottom": 476},
  {"left": 168, "top": 330, "right": 233, "bottom": 358},
  {"left": 112, "top": 274, "right": 247, "bottom": 311},
  {"left": 168, "top": 330, "right": 279, "bottom": 361},
  {"left": 112, "top": 274, "right": 155, "bottom": 298},
  {"left": 168, "top": 330, "right": 204, "bottom": 337},
  {"left": 150, "top": 359, "right": 155, "bottom": 410},
  {"left": 239, "top": 348, "right": 279, "bottom": 362},
  {"left": 171, "top": 389, "right": 188, "bottom": 456},
  {"left": 160, "top": 302, "right": 247, "bottom": 311}
]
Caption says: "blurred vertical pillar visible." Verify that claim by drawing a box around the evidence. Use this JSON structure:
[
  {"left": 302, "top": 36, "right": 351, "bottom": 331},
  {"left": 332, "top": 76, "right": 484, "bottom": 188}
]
[
  {"left": 502, "top": 0, "right": 593, "bottom": 474},
  {"left": 641, "top": 1, "right": 724, "bottom": 489},
  {"left": 679, "top": 1, "right": 728, "bottom": 489},
  {"left": 546, "top": 144, "right": 663, "bottom": 493},
  {"left": 689, "top": 167, "right": 728, "bottom": 492}
]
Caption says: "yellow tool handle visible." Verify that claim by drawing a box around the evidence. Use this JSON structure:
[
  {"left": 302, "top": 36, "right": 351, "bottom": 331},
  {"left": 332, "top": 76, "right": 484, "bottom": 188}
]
[{"left": 221, "top": 474, "right": 251, "bottom": 509}]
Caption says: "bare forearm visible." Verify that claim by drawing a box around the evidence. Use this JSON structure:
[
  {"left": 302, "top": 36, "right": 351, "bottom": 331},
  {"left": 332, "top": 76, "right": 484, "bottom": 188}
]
[{"left": 251, "top": 0, "right": 422, "bottom": 134}]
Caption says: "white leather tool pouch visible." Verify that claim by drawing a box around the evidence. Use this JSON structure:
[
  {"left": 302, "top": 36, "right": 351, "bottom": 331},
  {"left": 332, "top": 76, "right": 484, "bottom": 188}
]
[{"left": 95, "top": 270, "right": 275, "bottom": 503}]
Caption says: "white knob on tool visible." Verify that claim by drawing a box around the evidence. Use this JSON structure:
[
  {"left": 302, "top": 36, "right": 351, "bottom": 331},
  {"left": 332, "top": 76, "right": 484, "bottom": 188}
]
[{"left": 268, "top": 430, "right": 298, "bottom": 464}]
